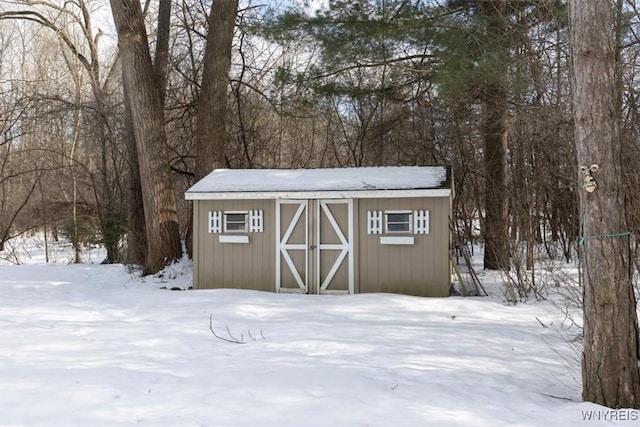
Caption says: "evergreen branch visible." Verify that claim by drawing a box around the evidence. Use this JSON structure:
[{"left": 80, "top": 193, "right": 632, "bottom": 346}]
[{"left": 309, "top": 54, "right": 433, "bottom": 80}]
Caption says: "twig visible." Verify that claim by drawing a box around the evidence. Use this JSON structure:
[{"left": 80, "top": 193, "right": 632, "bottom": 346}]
[
  {"left": 225, "top": 325, "right": 242, "bottom": 342},
  {"left": 209, "top": 315, "right": 245, "bottom": 344},
  {"left": 536, "top": 317, "right": 549, "bottom": 328},
  {"left": 208, "top": 314, "right": 266, "bottom": 344},
  {"left": 539, "top": 392, "right": 575, "bottom": 402}
]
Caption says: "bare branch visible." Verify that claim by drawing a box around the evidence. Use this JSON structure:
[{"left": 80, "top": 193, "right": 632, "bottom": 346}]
[
  {"left": 0, "top": 10, "right": 92, "bottom": 73},
  {"left": 209, "top": 314, "right": 246, "bottom": 344},
  {"left": 208, "top": 314, "right": 265, "bottom": 344}
]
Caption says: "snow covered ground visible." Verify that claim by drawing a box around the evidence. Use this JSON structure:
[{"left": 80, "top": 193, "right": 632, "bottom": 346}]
[{"left": 1, "top": 238, "right": 638, "bottom": 426}]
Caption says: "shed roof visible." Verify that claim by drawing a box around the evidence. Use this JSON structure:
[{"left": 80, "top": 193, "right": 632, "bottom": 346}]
[{"left": 185, "top": 166, "right": 452, "bottom": 200}]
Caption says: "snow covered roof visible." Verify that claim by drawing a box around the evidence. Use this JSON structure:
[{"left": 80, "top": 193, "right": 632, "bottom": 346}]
[{"left": 185, "top": 166, "right": 452, "bottom": 200}]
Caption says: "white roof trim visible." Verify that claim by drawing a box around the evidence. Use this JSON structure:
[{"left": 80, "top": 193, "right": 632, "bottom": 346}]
[{"left": 185, "top": 189, "right": 451, "bottom": 200}]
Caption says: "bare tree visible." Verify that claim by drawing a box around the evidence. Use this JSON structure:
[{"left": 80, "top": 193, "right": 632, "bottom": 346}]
[
  {"left": 126, "top": 0, "right": 172, "bottom": 267},
  {"left": 194, "top": 0, "right": 239, "bottom": 179},
  {"left": 1, "top": 0, "right": 130, "bottom": 263},
  {"left": 110, "top": 0, "right": 182, "bottom": 273},
  {"left": 569, "top": 0, "right": 640, "bottom": 408}
]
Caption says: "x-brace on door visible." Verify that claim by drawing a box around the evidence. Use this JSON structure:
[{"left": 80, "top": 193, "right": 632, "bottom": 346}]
[
  {"left": 316, "top": 199, "right": 354, "bottom": 294},
  {"left": 275, "top": 200, "right": 308, "bottom": 293}
]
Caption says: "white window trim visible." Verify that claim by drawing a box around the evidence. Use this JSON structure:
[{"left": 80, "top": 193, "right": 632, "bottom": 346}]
[
  {"left": 380, "top": 236, "right": 415, "bottom": 245},
  {"left": 219, "top": 235, "right": 249, "bottom": 244},
  {"left": 385, "top": 210, "right": 412, "bottom": 234},
  {"left": 223, "top": 211, "right": 248, "bottom": 233}
]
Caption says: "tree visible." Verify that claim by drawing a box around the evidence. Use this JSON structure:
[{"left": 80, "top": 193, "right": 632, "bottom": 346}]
[
  {"left": 476, "top": 1, "right": 510, "bottom": 271},
  {"left": 194, "top": 0, "right": 239, "bottom": 179},
  {"left": 434, "top": 0, "right": 523, "bottom": 271},
  {"left": 126, "top": 0, "right": 172, "bottom": 267},
  {"left": 568, "top": 0, "right": 640, "bottom": 408},
  {"left": 123, "top": 75, "right": 147, "bottom": 267},
  {"left": 1, "top": 0, "right": 128, "bottom": 264},
  {"left": 110, "top": 0, "right": 182, "bottom": 273},
  {"left": 265, "top": 0, "right": 519, "bottom": 269}
]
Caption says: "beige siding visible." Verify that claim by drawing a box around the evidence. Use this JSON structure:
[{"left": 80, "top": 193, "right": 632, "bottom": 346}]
[
  {"left": 357, "top": 197, "right": 451, "bottom": 297},
  {"left": 194, "top": 199, "right": 276, "bottom": 291},
  {"left": 193, "top": 195, "right": 451, "bottom": 297}
]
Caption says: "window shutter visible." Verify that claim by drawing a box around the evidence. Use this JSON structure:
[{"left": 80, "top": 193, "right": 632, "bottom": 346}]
[
  {"left": 249, "top": 209, "right": 263, "bottom": 232},
  {"left": 413, "top": 210, "right": 429, "bottom": 234},
  {"left": 367, "top": 210, "right": 383, "bottom": 234},
  {"left": 208, "top": 211, "right": 222, "bottom": 233}
]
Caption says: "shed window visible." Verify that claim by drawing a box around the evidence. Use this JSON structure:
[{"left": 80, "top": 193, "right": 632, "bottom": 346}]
[
  {"left": 385, "top": 211, "right": 412, "bottom": 233},
  {"left": 224, "top": 212, "right": 248, "bottom": 232}
]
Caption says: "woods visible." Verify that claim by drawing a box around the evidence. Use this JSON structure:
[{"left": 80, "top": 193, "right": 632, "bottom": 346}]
[{"left": 0, "top": 0, "right": 639, "bottom": 408}]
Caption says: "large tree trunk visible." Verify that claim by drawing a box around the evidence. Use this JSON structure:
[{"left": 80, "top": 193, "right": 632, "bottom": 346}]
[
  {"left": 481, "top": 83, "right": 509, "bottom": 270},
  {"left": 110, "top": 0, "right": 181, "bottom": 274},
  {"left": 124, "top": 0, "right": 171, "bottom": 267},
  {"left": 568, "top": 0, "right": 640, "bottom": 409},
  {"left": 124, "top": 76, "right": 147, "bottom": 267},
  {"left": 194, "top": 0, "right": 239, "bottom": 180},
  {"left": 187, "top": 0, "right": 238, "bottom": 258},
  {"left": 479, "top": 0, "right": 510, "bottom": 271}
]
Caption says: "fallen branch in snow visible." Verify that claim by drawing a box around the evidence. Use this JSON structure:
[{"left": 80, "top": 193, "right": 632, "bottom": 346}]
[
  {"left": 209, "top": 314, "right": 265, "bottom": 344},
  {"left": 539, "top": 392, "right": 575, "bottom": 402},
  {"left": 536, "top": 317, "right": 551, "bottom": 328},
  {"left": 209, "top": 314, "right": 245, "bottom": 344}
]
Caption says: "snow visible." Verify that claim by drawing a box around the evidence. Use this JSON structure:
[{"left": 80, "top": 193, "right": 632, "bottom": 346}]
[
  {"left": 1, "top": 239, "right": 637, "bottom": 426},
  {"left": 185, "top": 166, "right": 450, "bottom": 195}
]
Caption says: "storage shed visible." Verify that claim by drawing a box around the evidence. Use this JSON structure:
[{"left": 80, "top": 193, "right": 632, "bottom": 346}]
[{"left": 185, "top": 166, "right": 453, "bottom": 297}]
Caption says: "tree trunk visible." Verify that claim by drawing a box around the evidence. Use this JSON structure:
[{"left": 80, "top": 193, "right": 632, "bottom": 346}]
[
  {"left": 194, "top": 0, "right": 239, "bottom": 180},
  {"left": 481, "top": 84, "right": 510, "bottom": 270},
  {"left": 568, "top": 0, "right": 640, "bottom": 409},
  {"left": 124, "top": 76, "right": 147, "bottom": 267},
  {"left": 187, "top": 0, "right": 238, "bottom": 258},
  {"left": 110, "top": 0, "right": 182, "bottom": 274},
  {"left": 124, "top": 0, "right": 171, "bottom": 268},
  {"left": 479, "top": 0, "right": 510, "bottom": 271},
  {"left": 154, "top": 0, "right": 172, "bottom": 106}
]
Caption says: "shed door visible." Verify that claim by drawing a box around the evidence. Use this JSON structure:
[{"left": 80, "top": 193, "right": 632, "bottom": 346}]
[
  {"left": 276, "top": 200, "right": 308, "bottom": 293},
  {"left": 316, "top": 199, "right": 354, "bottom": 294}
]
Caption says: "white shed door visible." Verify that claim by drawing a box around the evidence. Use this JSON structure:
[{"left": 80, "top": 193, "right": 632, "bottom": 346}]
[
  {"left": 316, "top": 199, "right": 354, "bottom": 294},
  {"left": 275, "top": 199, "right": 354, "bottom": 294},
  {"left": 276, "top": 200, "right": 308, "bottom": 293}
]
